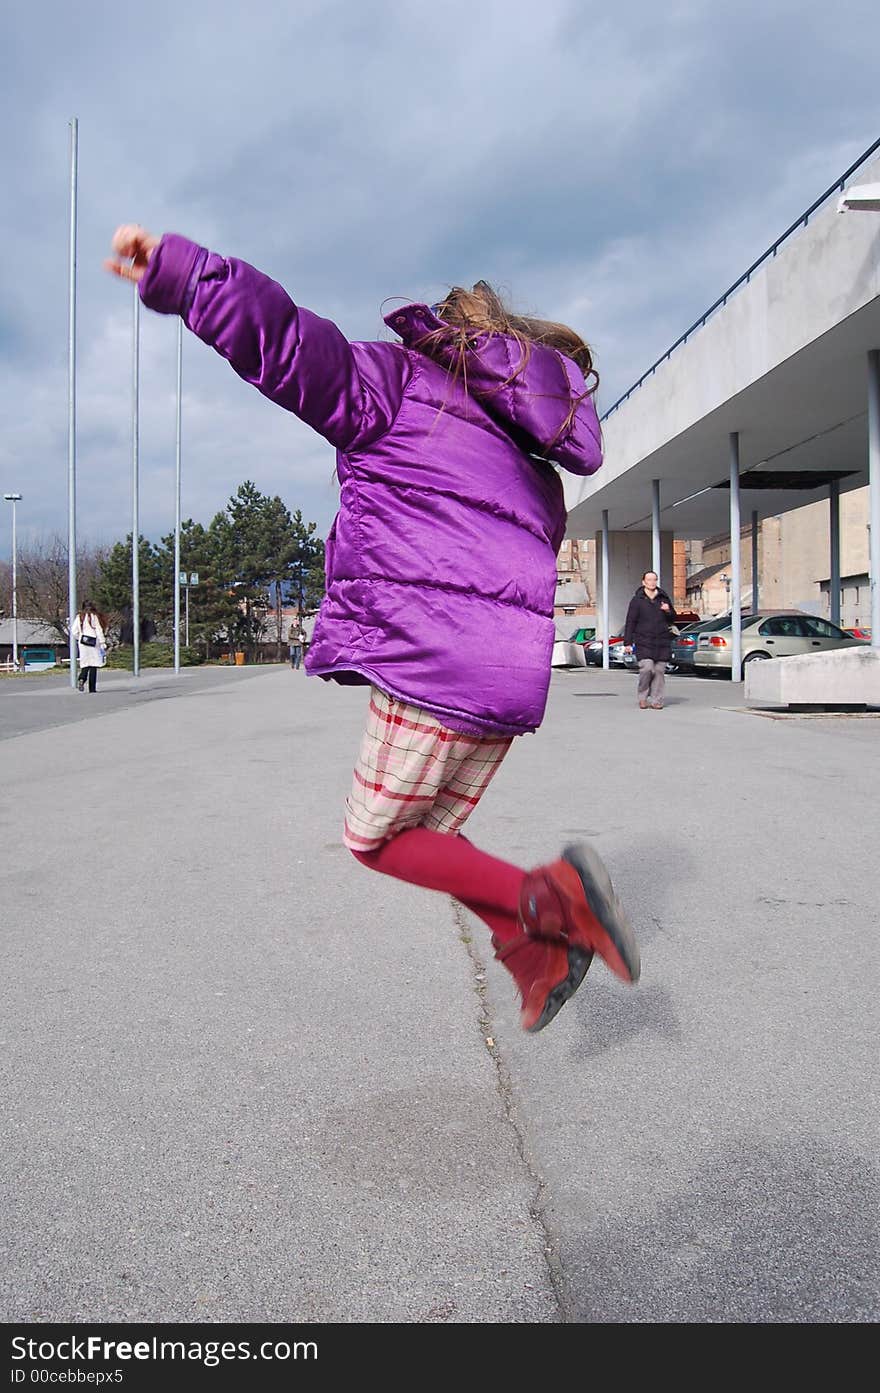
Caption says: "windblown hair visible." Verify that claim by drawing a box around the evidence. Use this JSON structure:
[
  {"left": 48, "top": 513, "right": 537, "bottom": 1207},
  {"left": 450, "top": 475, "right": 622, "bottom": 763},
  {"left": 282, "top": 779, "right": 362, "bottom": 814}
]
[{"left": 430, "top": 280, "right": 599, "bottom": 395}]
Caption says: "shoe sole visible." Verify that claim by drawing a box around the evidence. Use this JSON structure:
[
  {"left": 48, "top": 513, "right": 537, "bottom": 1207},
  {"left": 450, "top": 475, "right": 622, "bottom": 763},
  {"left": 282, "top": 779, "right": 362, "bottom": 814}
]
[
  {"left": 526, "top": 946, "right": 593, "bottom": 1033},
  {"left": 560, "top": 843, "right": 641, "bottom": 984}
]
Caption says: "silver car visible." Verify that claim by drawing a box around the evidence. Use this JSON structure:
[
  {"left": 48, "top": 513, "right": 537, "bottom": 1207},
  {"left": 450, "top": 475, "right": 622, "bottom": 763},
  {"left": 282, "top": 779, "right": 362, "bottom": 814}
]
[
  {"left": 670, "top": 617, "right": 731, "bottom": 671},
  {"left": 694, "top": 612, "right": 867, "bottom": 672}
]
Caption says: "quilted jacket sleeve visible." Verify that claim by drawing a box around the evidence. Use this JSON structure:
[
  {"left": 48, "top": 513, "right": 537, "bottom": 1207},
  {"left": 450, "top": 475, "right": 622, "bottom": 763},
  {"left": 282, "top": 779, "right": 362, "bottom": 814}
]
[{"left": 138, "top": 234, "right": 410, "bottom": 452}]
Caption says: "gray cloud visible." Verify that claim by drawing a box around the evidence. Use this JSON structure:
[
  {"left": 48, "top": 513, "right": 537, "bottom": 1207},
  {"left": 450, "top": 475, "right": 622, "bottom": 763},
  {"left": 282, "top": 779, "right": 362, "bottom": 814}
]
[{"left": 2, "top": 0, "right": 878, "bottom": 550}]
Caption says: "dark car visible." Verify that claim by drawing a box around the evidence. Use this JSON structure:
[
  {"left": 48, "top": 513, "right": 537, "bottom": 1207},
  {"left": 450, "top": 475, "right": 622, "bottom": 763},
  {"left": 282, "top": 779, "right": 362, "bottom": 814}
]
[{"left": 583, "top": 635, "right": 624, "bottom": 666}]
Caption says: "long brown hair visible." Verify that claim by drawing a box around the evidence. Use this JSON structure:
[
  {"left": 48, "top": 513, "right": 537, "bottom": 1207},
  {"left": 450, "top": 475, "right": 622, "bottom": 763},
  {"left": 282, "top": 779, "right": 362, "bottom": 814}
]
[
  {"left": 430, "top": 281, "right": 598, "bottom": 391},
  {"left": 79, "top": 600, "right": 108, "bottom": 630},
  {"left": 419, "top": 281, "right": 598, "bottom": 450}
]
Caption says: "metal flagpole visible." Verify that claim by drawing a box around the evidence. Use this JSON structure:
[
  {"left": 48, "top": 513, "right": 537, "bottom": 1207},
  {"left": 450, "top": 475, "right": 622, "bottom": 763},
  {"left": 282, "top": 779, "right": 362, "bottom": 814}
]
[
  {"left": 10, "top": 496, "right": 18, "bottom": 669},
  {"left": 132, "top": 283, "right": 140, "bottom": 676},
  {"left": 3, "top": 494, "right": 22, "bottom": 670},
  {"left": 67, "top": 118, "right": 78, "bottom": 689},
  {"left": 174, "top": 319, "right": 182, "bottom": 674},
  {"left": 601, "top": 508, "right": 610, "bottom": 670}
]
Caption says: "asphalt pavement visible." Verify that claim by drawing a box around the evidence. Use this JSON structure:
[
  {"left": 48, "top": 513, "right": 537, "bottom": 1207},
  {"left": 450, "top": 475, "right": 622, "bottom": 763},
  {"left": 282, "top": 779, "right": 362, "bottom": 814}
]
[{"left": 1, "top": 664, "right": 877, "bottom": 1323}]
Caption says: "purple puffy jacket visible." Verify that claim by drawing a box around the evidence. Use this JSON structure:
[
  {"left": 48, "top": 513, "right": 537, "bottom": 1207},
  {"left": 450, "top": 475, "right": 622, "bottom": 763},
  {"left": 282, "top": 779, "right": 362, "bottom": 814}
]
[{"left": 139, "top": 235, "right": 603, "bottom": 736}]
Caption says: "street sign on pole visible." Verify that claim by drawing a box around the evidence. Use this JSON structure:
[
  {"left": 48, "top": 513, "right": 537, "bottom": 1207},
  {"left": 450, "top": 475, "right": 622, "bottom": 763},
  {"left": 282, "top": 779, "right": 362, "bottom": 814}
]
[{"left": 179, "top": 572, "right": 199, "bottom": 650}]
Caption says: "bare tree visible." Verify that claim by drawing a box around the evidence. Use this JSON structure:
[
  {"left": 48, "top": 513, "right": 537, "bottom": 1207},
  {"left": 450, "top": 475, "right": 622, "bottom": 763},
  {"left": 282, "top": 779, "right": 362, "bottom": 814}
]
[
  {"left": 17, "top": 534, "right": 106, "bottom": 641},
  {"left": 0, "top": 558, "right": 11, "bottom": 618}
]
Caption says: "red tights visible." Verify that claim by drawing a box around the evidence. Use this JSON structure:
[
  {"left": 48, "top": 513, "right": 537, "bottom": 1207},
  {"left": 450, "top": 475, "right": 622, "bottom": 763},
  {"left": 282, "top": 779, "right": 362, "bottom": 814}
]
[{"left": 351, "top": 827, "right": 525, "bottom": 946}]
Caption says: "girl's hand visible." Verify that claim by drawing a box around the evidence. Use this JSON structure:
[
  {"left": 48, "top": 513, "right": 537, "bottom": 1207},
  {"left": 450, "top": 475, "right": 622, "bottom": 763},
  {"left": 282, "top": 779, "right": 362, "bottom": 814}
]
[{"left": 104, "top": 225, "right": 161, "bottom": 283}]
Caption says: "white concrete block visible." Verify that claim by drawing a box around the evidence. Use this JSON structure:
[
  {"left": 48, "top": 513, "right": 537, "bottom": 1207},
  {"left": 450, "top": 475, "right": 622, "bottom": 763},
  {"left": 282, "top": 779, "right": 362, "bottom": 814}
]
[
  {"left": 552, "top": 641, "right": 587, "bottom": 669},
  {"left": 744, "top": 645, "right": 880, "bottom": 707}
]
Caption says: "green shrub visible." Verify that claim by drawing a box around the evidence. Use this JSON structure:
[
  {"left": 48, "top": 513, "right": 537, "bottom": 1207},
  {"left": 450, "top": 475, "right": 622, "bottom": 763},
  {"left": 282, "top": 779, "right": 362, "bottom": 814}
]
[{"left": 105, "top": 643, "right": 205, "bottom": 669}]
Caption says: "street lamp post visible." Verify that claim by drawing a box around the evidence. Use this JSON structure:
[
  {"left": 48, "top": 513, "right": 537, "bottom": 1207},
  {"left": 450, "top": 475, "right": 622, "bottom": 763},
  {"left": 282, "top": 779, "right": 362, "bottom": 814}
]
[{"left": 3, "top": 492, "right": 22, "bottom": 672}]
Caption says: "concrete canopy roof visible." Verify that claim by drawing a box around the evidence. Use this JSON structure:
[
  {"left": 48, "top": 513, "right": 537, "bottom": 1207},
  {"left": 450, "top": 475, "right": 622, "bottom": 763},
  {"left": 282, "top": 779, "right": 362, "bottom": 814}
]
[{"left": 565, "top": 148, "right": 880, "bottom": 541}]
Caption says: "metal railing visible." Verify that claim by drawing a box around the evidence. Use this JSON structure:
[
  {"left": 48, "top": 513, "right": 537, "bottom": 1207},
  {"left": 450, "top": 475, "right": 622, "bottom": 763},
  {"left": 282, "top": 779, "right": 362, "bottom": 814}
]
[{"left": 601, "top": 134, "right": 880, "bottom": 421}]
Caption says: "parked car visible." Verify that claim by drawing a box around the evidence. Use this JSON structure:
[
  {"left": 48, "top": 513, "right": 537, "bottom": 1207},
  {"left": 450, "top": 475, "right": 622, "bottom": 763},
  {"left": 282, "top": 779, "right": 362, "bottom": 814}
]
[
  {"left": 588, "top": 637, "right": 670, "bottom": 671},
  {"left": 583, "top": 635, "right": 624, "bottom": 666},
  {"left": 610, "top": 639, "right": 637, "bottom": 669},
  {"left": 694, "top": 612, "right": 868, "bottom": 674},
  {"left": 670, "top": 617, "right": 731, "bottom": 672},
  {"left": 844, "top": 626, "right": 872, "bottom": 640},
  {"left": 22, "top": 647, "right": 59, "bottom": 672}
]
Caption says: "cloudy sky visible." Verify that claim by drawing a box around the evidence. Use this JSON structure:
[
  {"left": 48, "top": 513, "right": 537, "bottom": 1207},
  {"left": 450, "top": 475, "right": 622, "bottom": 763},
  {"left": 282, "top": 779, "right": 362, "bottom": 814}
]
[{"left": 1, "top": 0, "right": 878, "bottom": 555}]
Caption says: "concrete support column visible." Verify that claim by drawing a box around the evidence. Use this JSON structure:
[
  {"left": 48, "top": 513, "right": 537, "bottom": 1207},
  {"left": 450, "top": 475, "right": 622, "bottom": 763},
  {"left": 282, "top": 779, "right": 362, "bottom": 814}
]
[
  {"left": 829, "top": 478, "right": 840, "bottom": 626},
  {"left": 651, "top": 480, "right": 661, "bottom": 582},
  {"left": 869, "top": 349, "right": 880, "bottom": 650},
  {"left": 751, "top": 510, "right": 759, "bottom": 614},
  {"left": 730, "top": 432, "right": 742, "bottom": 680}
]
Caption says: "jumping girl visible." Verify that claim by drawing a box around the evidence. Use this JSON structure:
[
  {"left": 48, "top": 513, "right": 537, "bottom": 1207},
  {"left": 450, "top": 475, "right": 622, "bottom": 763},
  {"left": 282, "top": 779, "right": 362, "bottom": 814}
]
[{"left": 106, "top": 226, "right": 639, "bottom": 1032}]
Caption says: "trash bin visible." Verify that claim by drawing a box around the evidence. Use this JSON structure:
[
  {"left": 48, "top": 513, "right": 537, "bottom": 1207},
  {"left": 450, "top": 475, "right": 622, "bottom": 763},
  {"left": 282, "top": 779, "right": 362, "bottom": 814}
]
[{"left": 234, "top": 651, "right": 245, "bottom": 666}]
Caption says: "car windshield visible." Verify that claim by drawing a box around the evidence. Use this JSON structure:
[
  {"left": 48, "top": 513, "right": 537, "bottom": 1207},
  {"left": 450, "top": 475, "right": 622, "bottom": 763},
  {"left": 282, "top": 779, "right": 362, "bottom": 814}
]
[
  {"left": 703, "top": 614, "right": 780, "bottom": 634},
  {"left": 691, "top": 616, "right": 736, "bottom": 633}
]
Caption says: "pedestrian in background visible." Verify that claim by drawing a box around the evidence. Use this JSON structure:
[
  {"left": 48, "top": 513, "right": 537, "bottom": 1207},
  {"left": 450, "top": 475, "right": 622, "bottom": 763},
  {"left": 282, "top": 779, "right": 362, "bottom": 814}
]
[
  {"left": 623, "top": 571, "right": 677, "bottom": 709},
  {"left": 72, "top": 601, "right": 107, "bottom": 694},
  {"left": 107, "top": 225, "right": 640, "bottom": 1034},
  {"left": 288, "top": 620, "right": 306, "bottom": 670}
]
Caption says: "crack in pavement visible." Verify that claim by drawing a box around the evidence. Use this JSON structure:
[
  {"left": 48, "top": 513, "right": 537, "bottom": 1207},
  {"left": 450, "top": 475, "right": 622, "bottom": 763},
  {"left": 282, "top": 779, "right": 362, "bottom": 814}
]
[{"left": 451, "top": 898, "right": 566, "bottom": 1324}]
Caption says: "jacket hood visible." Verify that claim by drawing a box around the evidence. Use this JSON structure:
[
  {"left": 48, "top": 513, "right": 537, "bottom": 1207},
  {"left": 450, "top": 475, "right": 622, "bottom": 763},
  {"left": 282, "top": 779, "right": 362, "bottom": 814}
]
[{"left": 384, "top": 303, "right": 602, "bottom": 477}]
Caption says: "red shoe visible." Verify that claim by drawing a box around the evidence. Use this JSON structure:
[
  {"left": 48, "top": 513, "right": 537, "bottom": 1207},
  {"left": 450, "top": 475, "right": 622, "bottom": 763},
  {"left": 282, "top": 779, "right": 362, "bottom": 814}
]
[
  {"left": 494, "top": 933, "right": 593, "bottom": 1033},
  {"left": 518, "top": 843, "right": 640, "bottom": 984}
]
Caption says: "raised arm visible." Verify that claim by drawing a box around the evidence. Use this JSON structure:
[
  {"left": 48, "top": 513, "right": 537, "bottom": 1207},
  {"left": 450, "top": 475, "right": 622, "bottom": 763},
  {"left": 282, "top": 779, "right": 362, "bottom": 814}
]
[
  {"left": 106, "top": 226, "right": 410, "bottom": 452},
  {"left": 659, "top": 592, "right": 678, "bottom": 624}
]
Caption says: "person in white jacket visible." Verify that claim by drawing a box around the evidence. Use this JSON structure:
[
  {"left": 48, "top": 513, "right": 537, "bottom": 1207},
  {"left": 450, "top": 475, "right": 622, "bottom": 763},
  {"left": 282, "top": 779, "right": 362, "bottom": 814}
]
[{"left": 72, "top": 601, "right": 107, "bottom": 693}]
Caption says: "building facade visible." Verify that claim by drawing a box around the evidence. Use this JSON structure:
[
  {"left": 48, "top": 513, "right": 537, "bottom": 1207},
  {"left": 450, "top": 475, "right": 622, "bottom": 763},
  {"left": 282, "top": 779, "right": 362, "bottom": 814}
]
[{"left": 686, "top": 485, "right": 870, "bottom": 627}]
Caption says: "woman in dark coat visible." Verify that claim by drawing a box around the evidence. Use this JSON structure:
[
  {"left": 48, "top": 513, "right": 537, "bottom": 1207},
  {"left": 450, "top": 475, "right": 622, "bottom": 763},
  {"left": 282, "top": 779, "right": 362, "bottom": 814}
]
[{"left": 623, "top": 571, "right": 678, "bottom": 709}]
